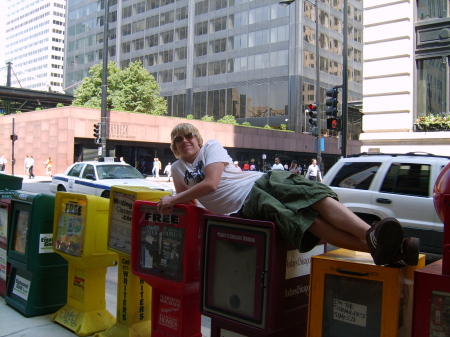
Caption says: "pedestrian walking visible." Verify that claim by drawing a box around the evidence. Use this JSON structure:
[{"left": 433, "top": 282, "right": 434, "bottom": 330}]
[
  {"left": 44, "top": 157, "right": 52, "bottom": 177},
  {"left": 0, "top": 155, "right": 7, "bottom": 171},
  {"left": 164, "top": 162, "right": 172, "bottom": 182},
  {"left": 305, "top": 158, "right": 322, "bottom": 182},
  {"left": 28, "top": 156, "right": 35, "bottom": 179}
]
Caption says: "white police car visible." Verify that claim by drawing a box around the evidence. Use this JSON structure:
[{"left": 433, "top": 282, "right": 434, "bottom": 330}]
[{"left": 49, "top": 161, "right": 173, "bottom": 198}]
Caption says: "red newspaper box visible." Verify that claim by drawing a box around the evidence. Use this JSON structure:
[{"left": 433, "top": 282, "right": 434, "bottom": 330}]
[
  {"left": 199, "top": 215, "right": 325, "bottom": 337},
  {"left": 413, "top": 162, "right": 450, "bottom": 336},
  {"left": 0, "top": 199, "right": 11, "bottom": 297},
  {"left": 131, "top": 201, "right": 208, "bottom": 337}
]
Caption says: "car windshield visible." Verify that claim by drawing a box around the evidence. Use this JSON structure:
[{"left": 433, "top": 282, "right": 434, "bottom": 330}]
[{"left": 96, "top": 164, "right": 145, "bottom": 180}]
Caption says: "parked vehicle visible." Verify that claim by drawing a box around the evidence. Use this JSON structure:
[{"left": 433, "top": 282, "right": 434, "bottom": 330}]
[
  {"left": 49, "top": 161, "right": 173, "bottom": 198},
  {"left": 322, "top": 152, "right": 450, "bottom": 256}
]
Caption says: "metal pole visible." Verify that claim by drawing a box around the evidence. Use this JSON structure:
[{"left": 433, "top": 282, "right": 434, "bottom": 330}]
[
  {"left": 100, "top": 0, "right": 110, "bottom": 159},
  {"left": 6, "top": 62, "right": 12, "bottom": 87},
  {"left": 341, "top": 0, "right": 348, "bottom": 158},
  {"left": 314, "top": 0, "right": 321, "bottom": 168},
  {"left": 11, "top": 118, "right": 15, "bottom": 176}
]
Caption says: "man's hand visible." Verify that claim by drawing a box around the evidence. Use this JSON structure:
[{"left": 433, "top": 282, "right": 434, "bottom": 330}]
[{"left": 157, "top": 195, "right": 175, "bottom": 214}]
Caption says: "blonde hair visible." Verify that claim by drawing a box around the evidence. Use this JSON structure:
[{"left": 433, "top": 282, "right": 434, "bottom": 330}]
[{"left": 170, "top": 123, "right": 203, "bottom": 159}]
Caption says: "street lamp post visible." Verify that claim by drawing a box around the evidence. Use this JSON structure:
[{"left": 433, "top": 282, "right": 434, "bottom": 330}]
[
  {"left": 100, "top": 0, "right": 110, "bottom": 159},
  {"left": 282, "top": 0, "right": 349, "bottom": 160},
  {"left": 280, "top": 0, "right": 321, "bottom": 168}
]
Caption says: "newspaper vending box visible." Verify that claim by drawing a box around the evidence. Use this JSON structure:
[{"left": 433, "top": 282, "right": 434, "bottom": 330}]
[
  {"left": 0, "top": 199, "right": 11, "bottom": 297},
  {"left": 413, "top": 162, "right": 450, "bottom": 336},
  {"left": 200, "top": 215, "right": 325, "bottom": 337},
  {"left": 131, "top": 201, "right": 208, "bottom": 337},
  {"left": 51, "top": 192, "right": 118, "bottom": 336},
  {"left": 96, "top": 186, "right": 171, "bottom": 337},
  {"left": 5, "top": 192, "right": 68, "bottom": 317}
]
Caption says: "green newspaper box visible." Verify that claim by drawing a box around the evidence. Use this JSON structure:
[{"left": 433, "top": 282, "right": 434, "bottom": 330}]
[
  {"left": 0, "top": 174, "right": 23, "bottom": 199},
  {"left": 5, "top": 191, "right": 68, "bottom": 317}
]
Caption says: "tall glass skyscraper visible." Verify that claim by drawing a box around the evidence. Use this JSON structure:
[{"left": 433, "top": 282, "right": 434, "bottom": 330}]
[
  {"left": 64, "top": 0, "right": 363, "bottom": 133},
  {"left": 5, "top": 0, "right": 66, "bottom": 92}
]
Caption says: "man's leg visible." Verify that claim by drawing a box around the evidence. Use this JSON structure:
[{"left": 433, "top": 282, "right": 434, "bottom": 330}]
[{"left": 308, "top": 197, "right": 405, "bottom": 265}]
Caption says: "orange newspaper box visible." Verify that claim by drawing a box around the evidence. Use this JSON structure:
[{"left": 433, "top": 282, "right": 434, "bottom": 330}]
[{"left": 130, "top": 201, "right": 208, "bottom": 337}]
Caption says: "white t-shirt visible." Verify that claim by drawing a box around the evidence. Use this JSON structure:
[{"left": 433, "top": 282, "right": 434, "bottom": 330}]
[
  {"left": 171, "top": 140, "right": 263, "bottom": 214},
  {"left": 272, "top": 163, "right": 284, "bottom": 170}
]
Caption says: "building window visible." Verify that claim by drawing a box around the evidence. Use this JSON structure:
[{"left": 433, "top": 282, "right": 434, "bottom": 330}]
[
  {"left": 146, "top": 34, "right": 159, "bottom": 47},
  {"left": 194, "top": 63, "right": 207, "bottom": 78},
  {"left": 122, "top": 23, "right": 132, "bottom": 36},
  {"left": 195, "top": 0, "right": 209, "bottom": 15},
  {"left": 212, "top": 16, "right": 227, "bottom": 32},
  {"left": 109, "top": 45, "right": 116, "bottom": 57},
  {"left": 145, "top": 53, "right": 158, "bottom": 66},
  {"left": 161, "top": 30, "right": 174, "bottom": 44},
  {"left": 417, "top": 0, "right": 448, "bottom": 21},
  {"left": 195, "top": 21, "right": 208, "bottom": 36},
  {"left": 146, "top": 15, "right": 160, "bottom": 29},
  {"left": 249, "top": 29, "right": 269, "bottom": 47},
  {"left": 176, "top": 7, "right": 188, "bottom": 21},
  {"left": 133, "top": 1, "right": 146, "bottom": 15},
  {"left": 122, "top": 41, "right": 131, "bottom": 53},
  {"left": 122, "top": 6, "right": 132, "bottom": 19},
  {"left": 132, "top": 19, "right": 145, "bottom": 33},
  {"left": 160, "top": 69, "right": 173, "bottom": 83},
  {"left": 208, "top": 60, "right": 226, "bottom": 75},
  {"left": 160, "top": 10, "right": 174, "bottom": 25},
  {"left": 210, "top": 38, "right": 227, "bottom": 53},
  {"left": 417, "top": 58, "right": 447, "bottom": 117},
  {"left": 174, "top": 67, "right": 186, "bottom": 81},
  {"left": 133, "top": 38, "right": 145, "bottom": 51},
  {"left": 195, "top": 42, "right": 208, "bottom": 56},
  {"left": 159, "top": 49, "right": 173, "bottom": 63},
  {"left": 249, "top": 6, "right": 270, "bottom": 24},
  {"left": 176, "top": 27, "right": 187, "bottom": 41},
  {"left": 175, "top": 47, "right": 187, "bottom": 60}
]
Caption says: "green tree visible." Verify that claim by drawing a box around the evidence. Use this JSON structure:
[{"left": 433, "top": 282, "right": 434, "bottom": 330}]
[{"left": 72, "top": 61, "right": 167, "bottom": 115}]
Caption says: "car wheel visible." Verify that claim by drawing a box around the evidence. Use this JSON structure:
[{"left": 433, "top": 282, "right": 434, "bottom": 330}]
[
  {"left": 101, "top": 190, "right": 111, "bottom": 199},
  {"left": 57, "top": 185, "right": 66, "bottom": 192}
]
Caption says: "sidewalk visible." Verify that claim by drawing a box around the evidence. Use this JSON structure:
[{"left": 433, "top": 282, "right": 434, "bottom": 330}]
[{"left": 0, "top": 266, "right": 211, "bottom": 337}]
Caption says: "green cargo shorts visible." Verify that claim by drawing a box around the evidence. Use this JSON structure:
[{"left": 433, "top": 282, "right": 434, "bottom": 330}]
[{"left": 242, "top": 170, "right": 338, "bottom": 253}]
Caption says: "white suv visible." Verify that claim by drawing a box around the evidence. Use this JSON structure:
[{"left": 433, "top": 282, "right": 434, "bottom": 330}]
[{"left": 322, "top": 153, "right": 450, "bottom": 256}]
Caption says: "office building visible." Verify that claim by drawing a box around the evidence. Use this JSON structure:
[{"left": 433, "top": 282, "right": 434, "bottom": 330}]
[
  {"left": 5, "top": 0, "right": 66, "bottom": 92},
  {"left": 361, "top": 0, "right": 450, "bottom": 155},
  {"left": 64, "top": 0, "right": 363, "bottom": 136}
]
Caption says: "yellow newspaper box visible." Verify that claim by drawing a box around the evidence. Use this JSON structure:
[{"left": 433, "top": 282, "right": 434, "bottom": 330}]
[
  {"left": 94, "top": 186, "right": 171, "bottom": 337},
  {"left": 51, "top": 192, "right": 118, "bottom": 336}
]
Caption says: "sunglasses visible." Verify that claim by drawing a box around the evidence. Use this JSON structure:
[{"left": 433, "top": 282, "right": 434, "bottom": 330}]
[{"left": 173, "top": 132, "right": 195, "bottom": 143}]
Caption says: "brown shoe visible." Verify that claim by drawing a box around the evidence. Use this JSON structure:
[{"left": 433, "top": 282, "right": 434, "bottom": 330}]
[
  {"left": 389, "top": 237, "right": 420, "bottom": 266},
  {"left": 366, "top": 217, "right": 404, "bottom": 265}
]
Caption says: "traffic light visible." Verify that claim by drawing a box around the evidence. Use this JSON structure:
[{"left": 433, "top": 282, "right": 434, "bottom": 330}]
[
  {"left": 326, "top": 117, "right": 341, "bottom": 131},
  {"left": 93, "top": 123, "right": 101, "bottom": 143},
  {"left": 325, "top": 88, "right": 339, "bottom": 117},
  {"left": 307, "top": 103, "right": 319, "bottom": 137}
]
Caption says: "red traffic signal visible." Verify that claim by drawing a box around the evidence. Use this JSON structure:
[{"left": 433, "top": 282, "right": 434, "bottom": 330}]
[
  {"left": 308, "top": 103, "right": 318, "bottom": 118},
  {"left": 93, "top": 123, "right": 100, "bottom": 139},
  {"left": 308, "top": 103, "right": 318, "bottom": 111}
]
